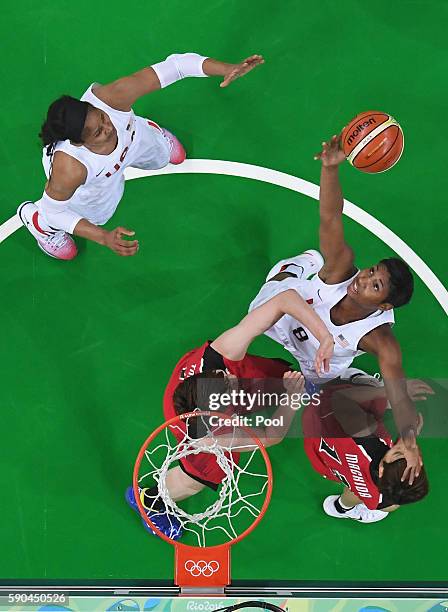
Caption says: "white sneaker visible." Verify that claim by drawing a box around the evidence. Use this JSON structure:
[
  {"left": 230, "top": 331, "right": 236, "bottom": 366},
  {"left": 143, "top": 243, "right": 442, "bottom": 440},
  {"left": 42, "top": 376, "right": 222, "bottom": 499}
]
[
  {"left": 18, "top": 202, "right": 78, "bottom": 260},
  {"left": 323, "top": 495, "right": 388, "bottom": 523},
  {"left": 266, "top": 249, "right": 324, "bottom": 282},
  {"left": 341, "top": 368, "right": 384, "bottom": 388}
]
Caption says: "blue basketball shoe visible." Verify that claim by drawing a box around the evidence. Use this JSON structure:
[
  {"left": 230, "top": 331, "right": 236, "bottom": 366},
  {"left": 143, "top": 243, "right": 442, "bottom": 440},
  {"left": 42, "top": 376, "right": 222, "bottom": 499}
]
[{"left": 125, "top": 486, "right": 183, "bottom": 540}]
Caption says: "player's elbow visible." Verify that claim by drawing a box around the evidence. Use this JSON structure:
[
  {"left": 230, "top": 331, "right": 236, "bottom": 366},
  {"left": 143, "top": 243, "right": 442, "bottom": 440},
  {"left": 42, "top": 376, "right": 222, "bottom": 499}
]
[{"left": 277, "top": 288, "right": 301, "bottom": 311}]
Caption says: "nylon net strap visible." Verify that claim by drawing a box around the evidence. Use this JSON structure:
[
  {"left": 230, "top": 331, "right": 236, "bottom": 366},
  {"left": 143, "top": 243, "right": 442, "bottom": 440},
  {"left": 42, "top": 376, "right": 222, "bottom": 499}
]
[{"left": 137, "top": 413, "right": 269, "bottom": 547}]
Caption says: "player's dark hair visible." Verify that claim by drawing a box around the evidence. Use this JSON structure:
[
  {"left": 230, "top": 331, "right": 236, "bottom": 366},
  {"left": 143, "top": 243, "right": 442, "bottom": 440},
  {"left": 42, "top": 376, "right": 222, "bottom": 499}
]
[
  {"left": 378, "top": 459, "right": 429, "bottom": 505},
  {"left": 173, "top": 372, "right": 230, "bottom": 415},
  {"left": 39, "top": 95, "right": 90, "bottom": 156},
  {"left": 381, "top": 258, "right": 414, "bottom": 308}
]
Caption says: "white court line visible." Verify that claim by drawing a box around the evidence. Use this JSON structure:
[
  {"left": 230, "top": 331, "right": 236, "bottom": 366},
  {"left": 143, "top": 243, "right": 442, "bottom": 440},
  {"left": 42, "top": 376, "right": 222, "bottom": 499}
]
[{"left": 2, "top": 158, "right": 447, "bottom": 315}]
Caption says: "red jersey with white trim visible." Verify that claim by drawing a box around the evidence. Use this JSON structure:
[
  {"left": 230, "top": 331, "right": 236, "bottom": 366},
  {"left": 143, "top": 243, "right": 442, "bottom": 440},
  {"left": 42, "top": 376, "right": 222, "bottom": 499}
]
[
  {"left": 163, "top": 341, "right": 291, "bottom": 485},
  {"left": 302, "top": 385, "right": 393, "bottom": 510}
]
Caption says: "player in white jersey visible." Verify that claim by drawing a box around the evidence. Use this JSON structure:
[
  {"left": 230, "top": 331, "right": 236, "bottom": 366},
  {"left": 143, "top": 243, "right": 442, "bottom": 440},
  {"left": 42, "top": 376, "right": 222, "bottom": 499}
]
[
  {"left": 249, "top": 135, "right": 422, "bottom": 482},
  {"left": 18, "top": 52, "right": 263, "bottom": 260}
]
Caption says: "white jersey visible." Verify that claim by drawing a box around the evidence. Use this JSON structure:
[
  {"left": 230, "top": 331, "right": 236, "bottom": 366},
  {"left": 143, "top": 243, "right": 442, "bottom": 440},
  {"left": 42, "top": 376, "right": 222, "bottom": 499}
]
[
  {"left": 250, "top": 269, "right": 394, "bottom": 384},
  {"left": 42, "top": 85, "right": 169, "bottom": 225}
]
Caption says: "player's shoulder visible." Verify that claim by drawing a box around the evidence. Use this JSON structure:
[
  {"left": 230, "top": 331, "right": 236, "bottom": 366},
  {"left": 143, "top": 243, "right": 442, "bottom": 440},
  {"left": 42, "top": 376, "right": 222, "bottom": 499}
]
[
  {"left": 359, "top": 323, "right": 400, "bottom": 356},
  {"left": 51, "top": 150, "right": 86, "bottom": 176},
  {"left": 49, "top": 151, "right": 87, "bottom": 191}
]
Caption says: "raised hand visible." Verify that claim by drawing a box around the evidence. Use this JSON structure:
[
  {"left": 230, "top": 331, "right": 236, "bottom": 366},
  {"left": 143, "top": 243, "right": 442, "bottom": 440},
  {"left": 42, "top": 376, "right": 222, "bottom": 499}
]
[
  {"left": 401, "top": 439, "right": 423, "bottom": 485},
  {"left": 406, "top": 379, "right": 435, "bottom": 402},
  {"left": 314, "top": 134, "right": 346, "bottom": 167},
  {"left": 220, "top": 55, "right": 264, "bottom": 88}
]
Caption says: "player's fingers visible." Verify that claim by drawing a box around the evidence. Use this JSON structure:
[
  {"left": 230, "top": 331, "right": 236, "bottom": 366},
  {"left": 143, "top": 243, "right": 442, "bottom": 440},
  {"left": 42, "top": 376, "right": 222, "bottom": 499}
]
[
  {"left": 401, "top": 465, "right": 413, "bottom": 484},
  {"left": 220, "top": 72, "right": 235, "bottom": 87},
  {"left": 117, "top": 247, "right": 138, "bottom": 257},
  {"left": 116, "top": 240, "right": 138, "bottom": 249},
  {"left": 116, "top": 227, "right": 136, "bottom": 237},
  {"left": 418, "top": 382, "right": 434, "bottom": 394},
  {"left": 411, "top": 382, "right": 429, "bottom": 393},
  {"left": 116, "top": 242, "right": 139, "bottom": 254}
]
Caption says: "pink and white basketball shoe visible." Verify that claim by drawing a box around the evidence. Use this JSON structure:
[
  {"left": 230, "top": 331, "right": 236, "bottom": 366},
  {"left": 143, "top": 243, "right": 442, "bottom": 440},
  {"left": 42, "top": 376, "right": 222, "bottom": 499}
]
[
  {"left": 161, "top": 128, "right": 186, "bottom": 165},
  {"left": 17, "top": 202, "right": 78, "bottom": 261}
]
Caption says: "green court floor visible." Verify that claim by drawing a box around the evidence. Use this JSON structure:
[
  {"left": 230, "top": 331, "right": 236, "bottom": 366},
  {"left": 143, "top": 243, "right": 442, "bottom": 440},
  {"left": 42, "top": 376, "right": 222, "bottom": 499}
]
[{"left": 0, "top": 0, "right": 447, "bottom": 585}]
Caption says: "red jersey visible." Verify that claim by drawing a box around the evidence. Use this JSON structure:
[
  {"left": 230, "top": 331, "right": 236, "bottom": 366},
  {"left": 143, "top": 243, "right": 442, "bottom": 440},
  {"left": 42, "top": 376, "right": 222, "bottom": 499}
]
[
  {"left": 164, "top": 341, "right": 291, "bottom": 486},
  {"left": 302, "top": 385, "right": 393, "bottom": 510}
]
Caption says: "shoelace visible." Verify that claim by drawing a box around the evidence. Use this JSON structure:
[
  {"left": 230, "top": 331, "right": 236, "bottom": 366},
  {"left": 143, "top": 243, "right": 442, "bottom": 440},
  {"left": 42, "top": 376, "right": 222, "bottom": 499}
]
[{"left": 43, "top": 231, "right": 69, "bottom": 249}]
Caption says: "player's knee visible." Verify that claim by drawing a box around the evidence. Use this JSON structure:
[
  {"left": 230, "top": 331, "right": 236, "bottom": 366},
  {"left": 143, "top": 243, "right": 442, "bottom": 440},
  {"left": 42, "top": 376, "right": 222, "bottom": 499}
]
[{"left": 187, "top": 480, "right": 206, "bottom": 495}]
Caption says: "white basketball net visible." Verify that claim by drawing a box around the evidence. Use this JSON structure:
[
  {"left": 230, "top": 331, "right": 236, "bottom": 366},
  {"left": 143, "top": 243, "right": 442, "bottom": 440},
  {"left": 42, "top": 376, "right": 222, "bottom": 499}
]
[{"left": 137, "top": 413, "right": 270, "bottom": 546}]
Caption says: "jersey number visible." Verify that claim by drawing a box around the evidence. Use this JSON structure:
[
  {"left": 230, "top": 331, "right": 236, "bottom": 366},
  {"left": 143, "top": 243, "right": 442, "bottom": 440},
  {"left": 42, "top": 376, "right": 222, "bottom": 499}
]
[
  {"left": 292, "top": 326, "right": 309, "bottom": 342},
  {"left": 332, "top": 469, "right": 350, "bottom": 488}
]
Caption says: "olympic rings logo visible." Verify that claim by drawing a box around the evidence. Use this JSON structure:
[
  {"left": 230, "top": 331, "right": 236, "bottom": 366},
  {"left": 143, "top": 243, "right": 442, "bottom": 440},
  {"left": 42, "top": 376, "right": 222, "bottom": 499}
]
[{"left": 184, "top": 560, "right": 220, "bottom": 577}]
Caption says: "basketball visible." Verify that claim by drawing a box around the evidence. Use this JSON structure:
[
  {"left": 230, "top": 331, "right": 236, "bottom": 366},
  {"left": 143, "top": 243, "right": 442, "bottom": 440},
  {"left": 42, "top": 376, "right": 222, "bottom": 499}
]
[{"left": 341, "top": 111, "right": 404, "bottom": 173}]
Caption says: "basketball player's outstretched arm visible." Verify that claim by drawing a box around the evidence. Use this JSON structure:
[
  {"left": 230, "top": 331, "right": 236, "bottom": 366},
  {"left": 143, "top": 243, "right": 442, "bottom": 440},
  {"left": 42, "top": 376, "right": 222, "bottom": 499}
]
[
  {"left": 314, "top": 135, "right": 357, "bottom": 284},
  {"left": 359, "top": 324, "right": 422, "bottom": 484},
  {"left": 93, "top": 53, "right": 264, "bottom": 111},
  {"left": 211, "top": 289, "right": 334, "bottom": 374}
]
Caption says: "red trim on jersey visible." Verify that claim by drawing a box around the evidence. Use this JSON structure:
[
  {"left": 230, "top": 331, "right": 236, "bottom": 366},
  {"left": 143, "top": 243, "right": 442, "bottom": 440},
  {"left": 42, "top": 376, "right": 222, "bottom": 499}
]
[
  {"left": 32, "top": 212, "right": 49, "bottom": 236},
  {"left": 147, "top": 119, "right": 162, "bottom": 132}
]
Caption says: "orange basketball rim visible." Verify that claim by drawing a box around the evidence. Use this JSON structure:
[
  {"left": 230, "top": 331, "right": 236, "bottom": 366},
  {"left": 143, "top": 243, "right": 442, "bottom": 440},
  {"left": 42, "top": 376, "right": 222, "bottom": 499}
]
[{"left": 132, "top": 411, "right": 273, "bottom": 592}]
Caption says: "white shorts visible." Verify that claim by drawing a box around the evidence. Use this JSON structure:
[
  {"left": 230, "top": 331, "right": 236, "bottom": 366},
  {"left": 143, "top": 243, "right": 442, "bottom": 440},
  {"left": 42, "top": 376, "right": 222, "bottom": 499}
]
[{"left": 125, "top": 117, "right": 170, "bottom": 171}]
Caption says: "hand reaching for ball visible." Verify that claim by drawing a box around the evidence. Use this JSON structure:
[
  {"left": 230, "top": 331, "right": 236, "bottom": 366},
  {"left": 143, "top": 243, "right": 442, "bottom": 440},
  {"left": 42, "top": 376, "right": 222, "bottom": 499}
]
[{"left": 314, "top": 134, "right": 346, "bottom": 167}]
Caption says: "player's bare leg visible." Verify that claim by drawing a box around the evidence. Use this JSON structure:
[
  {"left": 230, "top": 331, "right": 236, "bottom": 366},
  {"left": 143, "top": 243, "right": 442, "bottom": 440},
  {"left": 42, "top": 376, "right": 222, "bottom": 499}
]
[
  {"left": 164, "top": 466, "right": 206, "bottom": 500},
  {"left": 125, "top": 466, "right": 205, "bottom": 539},
  {"left": 340, "top": 487, "right": 362, "bottom": 507}
]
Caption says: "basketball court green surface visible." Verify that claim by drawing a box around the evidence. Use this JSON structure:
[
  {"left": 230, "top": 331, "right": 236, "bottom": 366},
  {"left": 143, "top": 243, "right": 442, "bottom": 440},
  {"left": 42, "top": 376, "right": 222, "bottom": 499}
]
[{"left": 1, "top": 0, "right": 447, "bottom": 608}]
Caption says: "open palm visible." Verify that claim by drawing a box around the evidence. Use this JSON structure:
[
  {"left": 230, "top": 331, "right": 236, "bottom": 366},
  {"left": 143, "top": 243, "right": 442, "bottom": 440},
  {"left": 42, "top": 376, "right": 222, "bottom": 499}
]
[{"left": 220, "top": 55, "right": 264, "bottom": 88}]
